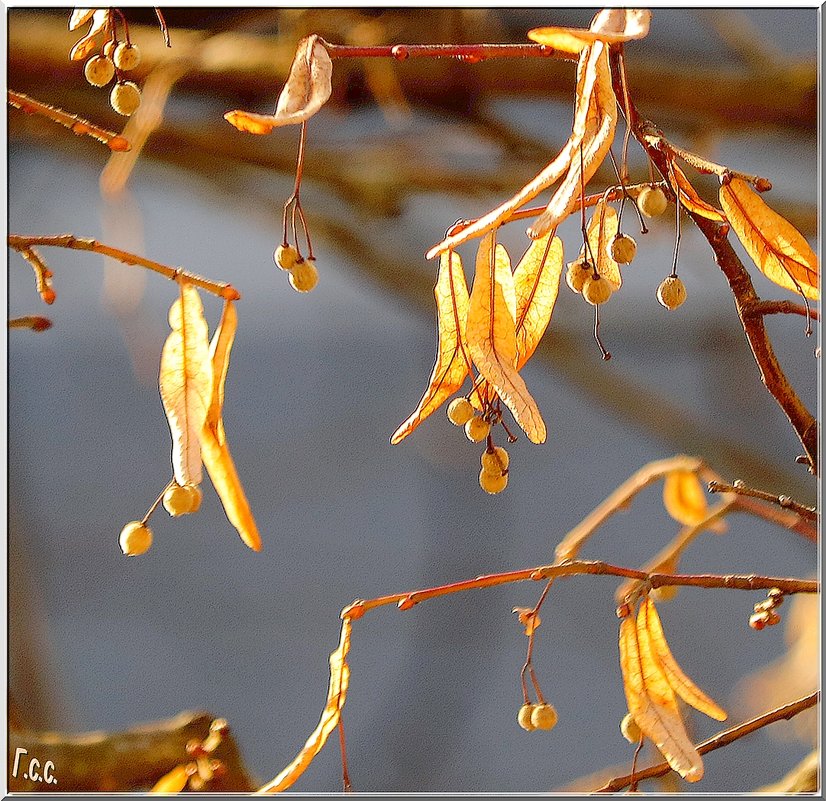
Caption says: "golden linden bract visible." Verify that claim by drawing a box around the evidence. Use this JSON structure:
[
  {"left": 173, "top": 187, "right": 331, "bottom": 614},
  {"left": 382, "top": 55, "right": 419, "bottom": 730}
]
[{"left": 662, "top": 469, "right": 708, "bottom": 526}]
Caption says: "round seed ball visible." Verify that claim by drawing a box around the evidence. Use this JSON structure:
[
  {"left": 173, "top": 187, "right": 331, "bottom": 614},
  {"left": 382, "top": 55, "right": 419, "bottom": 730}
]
[
  {"left": 657, "top": 276, "right": 687, "bottom": 310},
  {"left": 119, "top": 521, "right": 153, "bottom": 556},
  {"left": 531, "top": 703, "right": 558, "bottom": 731},
  {"left": 620, "top": 713, "right": 642, "bottom": 743},
  {"left": 479, "top": 468, "right": 508, "bottom": 494},
  {"left": 481, "top": 446, "right": 509, "bottom": 474},
  {"left": 582, "top": 275, "right": 613, "bottom": 305},
  {"left": 517, "top": 703, "right": 536, "bottom": 731},
  {"left": 110, "top": 81, "right": 142, "bottom": 116},
  {"left": 447, "top": 397, "right": 475, "bottom": 426},
  {"left": 610, "top": 233, "right": 637, "bottom": 264},
  {"left": 163, "top": 483, "right": 203, "bottom": 517},
  {"left": 289, "top": 259, "right": 319, "bottom": 293},
  {"left": 464, "top": 416, "right": 490, "bottom": 443},
  {"left": 274, "top": 244, "right": 300, "bottom": 271},
  {"left": 566, "top": 259, "right": 592, "bottom": 294},
  {"left": 84, "top": 55, "right": 115, "bottom": 87},
  {"left": 113, "top": 42, "right": 141, "bottom": 71},
  {"left": 637, "top": 186, "right": 669, "bottom": 218}
]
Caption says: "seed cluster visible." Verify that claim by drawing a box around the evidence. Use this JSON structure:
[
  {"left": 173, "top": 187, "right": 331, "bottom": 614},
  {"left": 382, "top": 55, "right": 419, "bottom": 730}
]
[
  {"left": 83, "top": 40, "right": 143, "bottom": 116},
  {"left": 749, "top": 588, "right": 784, "bottom": 630},
  {"left": 274, "top": 245, "right": 320, "bottom": 293},
  {"left": 517, "top": 702, "right": 558, "bottom": 732}
]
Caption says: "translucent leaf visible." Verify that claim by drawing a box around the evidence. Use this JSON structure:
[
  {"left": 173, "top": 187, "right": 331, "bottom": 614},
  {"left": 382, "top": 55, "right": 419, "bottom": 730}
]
[
  {"left": 526, "top": 27, "right": 591, "bottom": 54},
  {"left": 257, "top": 618, "right": 352, "bottom": 793},
  {"left": 578, "top": 200, "right": 622, "bottom": 289},
  {"left": 619, "top": 614, "right": 704, "bottom": 782},
  {"left": 662, "top": 469, "right": 708, "bottom": 526},
  {"left": 391, "top": 251, "right": 471, "bottom": 444},
  {"left": 201, "top": 428, "right": 262, "bottom": 552},
  {"left": 69, "top": 9, "right": 109, "bottom": 61},
  {"left": 425, "top": 43, "right": 599, "bottom": 259},
  {"left": 642, "top": 598, "right": 728, "bottom": 721},
  {"left": 150, "top": 764, "right": 189, "bottom": 794},
  {"left": 529, "top": 43, "right": 617, "bottom": 238},
  {"left": 527, "top": 9, "right": 651, "bottom": 52},
  {"left": 68, "top": 8, "right": 95, "bottom": 30},
  {"left": 206, "top": 299, "right": 238, "bottom": 446},
  {"left": 159, "top": 282, "right": 213, "bottom": 487},
  {"left": 667, "top": 163, "right": 726, "bottom": 223},
  {"left": 224, "top": 35, "right": 333, "bottom": 133},
  {"left": 513, "top": 233, "right": 565, "bottom": 369},
  {"left": 720, "top": 177, "right": 819, "bottom": 301},
  {"left": 466, "top": 234, "right": 546, "bottom": 444}
]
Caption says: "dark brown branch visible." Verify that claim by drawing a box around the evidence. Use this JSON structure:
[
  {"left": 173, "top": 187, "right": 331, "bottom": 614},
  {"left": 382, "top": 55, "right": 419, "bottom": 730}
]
[
  {"left": 597, "top": 692, "right": 820, "bottom": 793},
  {"left": 610, "top": 48, "right": 818, "bottom": 474},
  {"left": 7, "top": 710, "right": 256, "bottom": 792},
  {"left": 745, "top": 299, "right": 820, "bottom": 321},
  {"left": 709, "top": 479, "right": 818, "bottom": 522}
]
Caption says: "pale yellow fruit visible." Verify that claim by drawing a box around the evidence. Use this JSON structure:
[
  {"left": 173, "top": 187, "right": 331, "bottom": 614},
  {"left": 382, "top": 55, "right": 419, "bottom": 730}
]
[
  {"left": 565, "top": 259, "right": 592, "bottom": 294},
  {"left": 289, "top": 259, "right": 319, "bottom": 293},
  {"left": 447, "top": 397, "right": 475, "bottom": 426},
  {"left": 464, "top": 416, "right": 490, "bottom": 443},
  {"left": 113, "top": 42, "right": 141, "bottom": 71},
  {"left": 637, "top": 186, "right": 668, "bottom": 218},
  {"left": 163, "top": 483, "right": 203, "bottom": 517},
  {"left": 517, "top": 703, "right": 536, "bottom": 731},
  {"left": 582, "top": 275, "right": 613, "bottom": 305},
  {"left": 84, "top": 55, "right": 115, "bottom": 87},
  {"left": 610, "top": 233, "right": 637, "bottom": 264},
  {"left": 110, "top": 81, "right": 142, "bottom": 116},
  {"left": 481, "top": 446, "right": 509, "bottom": 474},
  {"left": 657, "top": 276, "right": 687, "bottom": 310},
  {"left": 531, "top": 703, "right": 558, "bottom": 731},
  {"left": 479, "top": 468, "right": 508, "bottom": 494},
  {"left": 620, "top": 712, "right": 642, "bottom": 743},
  {"left": 119, "top": 521, "right": 153, "bottom": 556},
  {"left": 274, "top": 244, "right": 300, "bottom": 271}
]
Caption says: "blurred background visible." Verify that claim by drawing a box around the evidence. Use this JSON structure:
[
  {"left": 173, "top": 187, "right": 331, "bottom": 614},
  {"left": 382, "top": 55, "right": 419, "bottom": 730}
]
[{"left": 8, "top": 7, "right": 818, "bottom": 793}]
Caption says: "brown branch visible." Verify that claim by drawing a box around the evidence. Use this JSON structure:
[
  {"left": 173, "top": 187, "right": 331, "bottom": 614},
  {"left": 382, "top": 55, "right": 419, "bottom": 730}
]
[
  {"left": 7, "top": 710, "right": 256, "bottom": 792},
  {"left": 597, "top": 692, "right": 820, "bottom": 793},
  {"left": 610, "top": 48, "right": 818, "bottom": 474},
  {"left": 709, "top": 479, "right": 818, "bottom": 523},
  {"left": 320, "top": 40, "right": 576, "bottom": 62},
  {"left": 744, "top": 299, "right": 820, "bottom": 321},
  {"left": 8, "top": 234, "right": 240, "bottom": 301}
]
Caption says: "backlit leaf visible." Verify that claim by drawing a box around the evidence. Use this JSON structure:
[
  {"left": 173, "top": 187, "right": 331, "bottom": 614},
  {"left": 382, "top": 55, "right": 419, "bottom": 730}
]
[
  {"left": 68, "top": 8, "right": 95, "bottom": 30},
  {"left": 150, "top": 764, "right": 189, "bottom": 794},
  {"left": 667, "top": 163, "right": 726, "bottom": 223},
  {"left": 159, "top": 282, "right": 213, "bottom": 488},
  {"left": 467, "top": 234, "right": 547, "bottom": 444},
  {"left": 619, "top": 613, "right": 704, "bottom": 782},
  {"left": 662, "top": 469, "right": 708, "bottom": 526},
  {"left": 528, "top": 8, "right": 651, "bottom": 49},
  {"left": 642, "top": 598, "right": 728, "bottom": 721},
  {"left": 513, "top": 231, "right": 565, "bottom": 368},
  {"left": 257, "top": 618, "right": 352, "bottom": 793},
  {"left": 391, "top": 251, "right": 471, "bottom": 444},
  {"left": 529, "top": 42, "right": 617, "bottom": 238},
  {"left": 526, "top": 27, "right": 591, "bottom": 54},
  {"left": 425, "top": 42, "right": 600, "bottom": 259},
  {"left": 225, "top": 35, "right": 333, "bottom": 133},
  {"left": 720, "top": 177, "right": 819, "bottom": 300},
  {"left": 69, "top": 9, "right": 109, "bottom": 60},
  {"left": 206, "top": 299, "right": 238, "bottom": 446}
]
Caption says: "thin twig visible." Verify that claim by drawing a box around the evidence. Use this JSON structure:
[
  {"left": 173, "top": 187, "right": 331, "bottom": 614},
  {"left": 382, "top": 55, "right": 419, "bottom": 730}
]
[
  {"left": 319, "top": 40, "right": 577, "bottom": 63},
  {"left": 8, "top": 234, "right": 240, "bottom": 300},
  {"left": 597, "top": 692, "right": 820, "bottom": 793},
  {"left": 709, "top": 479, "right": 818, "bottom": 523}
]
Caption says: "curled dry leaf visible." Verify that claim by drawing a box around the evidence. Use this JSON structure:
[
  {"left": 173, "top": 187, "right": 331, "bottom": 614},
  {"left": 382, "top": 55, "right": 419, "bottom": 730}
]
[
  {"left": 662, "top": 469, "right": 708, "bottom": 526},
  {"left": 224, "top": 35, "right": 333, "bottom": 134},
  {"left": 68, "top": 8, "right": 95, "bottom": 31},
  {"left": 619, "top": 612, "right": 704, "bottom": 782},
  {"left": 391, "top": 251, "right": 471, "bottom": 444},
  {"left": 527, "top": 8, "right": 651, "bottom": 52},
  {"left": 513, "top": 231, "right": 566, "bottom": 368},
  {"left": 257, "top": 618, "right": 353, "bottom": 793},
  {"left": 149, "top": 764, "right": 190, "bottom": 794},
  {"left": 466, "top": 234, "right": 546, "bottom": 444},
  {"left": 719, "top": 177, "right": 819, "bottom": 301},
  {"left": 159, "top": 282, "right": 213, "bottom": 488},
  {"left": 641, "top": 598, "right": 727, "bottom": 721},
  {"left": 667, "top": 162, "right": 726, "bottom": 223},
  {"left": 69, "top": 9, "right": 110, "bottom": 61}
]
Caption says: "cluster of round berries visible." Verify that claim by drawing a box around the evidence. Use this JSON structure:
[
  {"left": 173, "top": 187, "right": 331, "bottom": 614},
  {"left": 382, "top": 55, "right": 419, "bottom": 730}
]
[
  {"left": 517, "top": 701, "right": 558, "bottom": 732},
  {"left": 118, "top": 481, "right": 203, "bottom": 556},
  {"left": 274, "top": 244, "right": 319, "bottom": 293},
  {"left": 749, "top": 588, "right": 784, "bottom": 630},
  {"left": 446, "top": 397, "right": 510, "bottom": 494},
  {"left": 84, "top": 41, "right": 142, "bottom": 116},
  {"left": 566, "top": 227, "right": 636, "bottom": 307}
]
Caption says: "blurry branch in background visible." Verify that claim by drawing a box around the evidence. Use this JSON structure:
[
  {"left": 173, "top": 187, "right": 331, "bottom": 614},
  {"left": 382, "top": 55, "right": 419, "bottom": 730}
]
[{"left": 7, "top": 710, "right": 255, "bottom": 792}]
